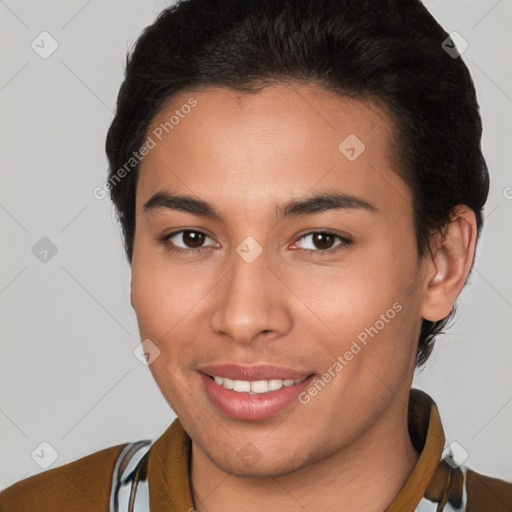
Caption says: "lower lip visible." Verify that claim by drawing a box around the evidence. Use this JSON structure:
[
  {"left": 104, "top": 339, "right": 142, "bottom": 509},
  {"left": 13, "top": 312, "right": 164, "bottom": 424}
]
[{"left": 198, "top": 372, "right": 315, "bottom": 421}]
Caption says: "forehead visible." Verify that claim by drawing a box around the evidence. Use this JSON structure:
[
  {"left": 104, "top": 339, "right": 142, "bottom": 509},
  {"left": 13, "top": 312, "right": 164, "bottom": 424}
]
[{"left": 136, "top": 82, "right": 410, "bottom": 216}]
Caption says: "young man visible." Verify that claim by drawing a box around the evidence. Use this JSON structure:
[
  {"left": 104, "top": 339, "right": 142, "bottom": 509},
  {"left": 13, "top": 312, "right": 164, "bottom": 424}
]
[{"left": 1, "top": 0, "right": 510, "bottom": 511}]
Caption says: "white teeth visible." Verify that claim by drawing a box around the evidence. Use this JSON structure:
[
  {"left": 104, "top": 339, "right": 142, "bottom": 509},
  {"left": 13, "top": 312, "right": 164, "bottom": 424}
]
[
  {"left": 222, "top": 377, "right": 234, "bottom": 390},
  {"left": 268, "top": 379, "right": 283, "bottom": 391},
  {"left": 232, "top": 380, "right": 251, "bottom": 392},
  {"left": 250, "top": 380, "right": 269, "bottom": 393},
  {"left": 211, "top": 375, "right": 307, "bottom": 393}
]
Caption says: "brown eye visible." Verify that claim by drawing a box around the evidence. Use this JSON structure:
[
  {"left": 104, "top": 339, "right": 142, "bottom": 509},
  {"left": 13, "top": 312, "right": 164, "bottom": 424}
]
[
  {"left": 311, "top": 233, "right": 336, "bottom": 250},
  {"left": 181, "top": 231, "right": 206, "bottom": 248},
  {"left": 294, "top": 231, "right": 352, "bottom": 253},
  {"left": 161, "top": 230, "right": 217, "bottom": 252}
]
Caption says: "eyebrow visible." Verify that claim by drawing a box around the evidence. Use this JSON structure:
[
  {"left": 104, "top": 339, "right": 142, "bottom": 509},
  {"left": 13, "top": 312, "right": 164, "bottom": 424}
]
[{"left": 143, "top": 189, "right": 376, "bottom": 221}]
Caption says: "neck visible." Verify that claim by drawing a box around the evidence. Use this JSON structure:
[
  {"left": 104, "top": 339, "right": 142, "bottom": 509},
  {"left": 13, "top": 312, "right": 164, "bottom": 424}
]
[{"left": 190, "top": 397, "right": 420, "bottom": 512}]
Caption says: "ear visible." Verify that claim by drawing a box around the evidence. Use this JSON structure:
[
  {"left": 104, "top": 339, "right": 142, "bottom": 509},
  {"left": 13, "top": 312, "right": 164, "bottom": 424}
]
[
  {"left": 130, "top": 276, "right": 135, "bottom": 310},
  {"left": 421, "top": 205, "right": 478, "bottom": 322}
]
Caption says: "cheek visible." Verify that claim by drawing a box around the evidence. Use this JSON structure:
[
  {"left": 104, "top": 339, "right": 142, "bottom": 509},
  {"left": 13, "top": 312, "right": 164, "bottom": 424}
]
[
  {"left": 301, "top": 234, "right": 422, "bottom": 363},
  {"left": 340, "top": 239, "right": 423, "bottom": 371},
  {"left": 130, "top": 242, "right": 212, "bottom": 340},
  {"left": 130, "top": 261, "right": 169, "bottom": 340},
  {"left": 130, "top": 253, "right": 202, "bottom": 407}
]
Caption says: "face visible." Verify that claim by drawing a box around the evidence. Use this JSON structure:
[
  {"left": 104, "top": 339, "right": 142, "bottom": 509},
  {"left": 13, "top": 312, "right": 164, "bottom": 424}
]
[{"left": 131, "top": 83, "right": 430, "bottom": 477}]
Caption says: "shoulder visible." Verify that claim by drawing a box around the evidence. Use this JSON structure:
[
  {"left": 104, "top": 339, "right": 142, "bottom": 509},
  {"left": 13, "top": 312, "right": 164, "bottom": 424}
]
[
  {"left": 0, "top": 443, "right": 126, "bottom": 512},
  {"left": 465, "top": 467, "right": 512, "bottom": 511}
]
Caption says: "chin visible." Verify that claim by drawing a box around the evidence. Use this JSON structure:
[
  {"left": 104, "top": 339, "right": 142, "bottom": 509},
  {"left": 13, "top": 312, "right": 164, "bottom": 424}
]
[{"left": 203, "top": 444, "right": 312, "bottom": 478}]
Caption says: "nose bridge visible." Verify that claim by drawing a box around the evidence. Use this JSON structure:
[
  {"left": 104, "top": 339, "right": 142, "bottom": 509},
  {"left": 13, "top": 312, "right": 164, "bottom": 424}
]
[{"left": 210, "top": 241, "right": 291, "bottom": 343}]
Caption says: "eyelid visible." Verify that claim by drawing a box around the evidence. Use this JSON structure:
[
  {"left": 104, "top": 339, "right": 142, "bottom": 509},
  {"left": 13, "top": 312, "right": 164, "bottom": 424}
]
[
  {"left": 158, "top": 229, "right": 352, "bottom": 254},
  {"left": 290, "top": 231, "right": 353, "bottom": 253},
  {"left": 159, "top": 229, "right": 219, "bottom": 252}
]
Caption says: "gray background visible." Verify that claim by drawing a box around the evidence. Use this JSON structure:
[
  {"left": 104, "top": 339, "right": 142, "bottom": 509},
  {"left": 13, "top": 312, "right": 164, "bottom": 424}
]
[{"left": 1, "top": 0, "right": 511, "bottom": 490}]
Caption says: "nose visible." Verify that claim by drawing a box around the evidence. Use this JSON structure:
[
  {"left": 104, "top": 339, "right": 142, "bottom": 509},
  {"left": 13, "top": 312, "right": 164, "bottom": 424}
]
[{"left": 209, "top": 247, "right": 293, "bottom": 345}]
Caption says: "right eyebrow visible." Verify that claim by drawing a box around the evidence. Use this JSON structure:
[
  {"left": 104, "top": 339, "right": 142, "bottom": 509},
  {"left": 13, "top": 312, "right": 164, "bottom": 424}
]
[{"left": 143, "top": 191, "right": 225, "bottom": 221}]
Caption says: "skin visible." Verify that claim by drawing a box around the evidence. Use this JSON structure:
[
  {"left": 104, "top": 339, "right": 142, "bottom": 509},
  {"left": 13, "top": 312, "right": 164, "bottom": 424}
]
[{"left": 130, "top": 82, "right": 477, "bottom": 512}]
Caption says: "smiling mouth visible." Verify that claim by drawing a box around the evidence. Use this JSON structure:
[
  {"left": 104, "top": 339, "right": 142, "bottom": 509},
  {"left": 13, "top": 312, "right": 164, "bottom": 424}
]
[{"left": 205, "top": 374, "right": 311, "bottom": 394}]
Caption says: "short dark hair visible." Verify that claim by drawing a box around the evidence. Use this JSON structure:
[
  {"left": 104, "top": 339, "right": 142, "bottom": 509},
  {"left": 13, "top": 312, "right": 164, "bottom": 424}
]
[{"left": 105, "top": 0, "right": 489, "bottom": 366}]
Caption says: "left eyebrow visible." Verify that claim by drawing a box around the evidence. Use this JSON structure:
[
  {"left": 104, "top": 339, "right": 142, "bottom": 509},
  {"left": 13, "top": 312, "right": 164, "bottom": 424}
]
[
  {"left": 142, "top": 189, "right": 377, "bottom": 221},
  {"left": 276, "top": 190, "right": 377, "bottom": 219}
]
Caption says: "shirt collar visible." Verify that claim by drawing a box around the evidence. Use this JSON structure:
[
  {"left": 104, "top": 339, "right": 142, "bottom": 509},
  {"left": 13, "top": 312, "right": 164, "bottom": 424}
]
[{"left": 384, "top": 389, "right": 445, "bottom": 511}]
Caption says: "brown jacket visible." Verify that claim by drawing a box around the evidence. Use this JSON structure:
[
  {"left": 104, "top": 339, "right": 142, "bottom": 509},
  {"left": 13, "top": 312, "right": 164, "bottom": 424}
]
[{"left": 1, "top": 389, "right": 511, "bottom": 511}]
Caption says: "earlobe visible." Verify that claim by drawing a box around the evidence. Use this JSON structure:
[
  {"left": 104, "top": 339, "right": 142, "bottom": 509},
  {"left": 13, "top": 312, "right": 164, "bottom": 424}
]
[
  {"left": 130, "top": 279, "right": 135, "bottom": 310},
  {"left": 421, "top": 205, "right": 478, "bottom": 322}
]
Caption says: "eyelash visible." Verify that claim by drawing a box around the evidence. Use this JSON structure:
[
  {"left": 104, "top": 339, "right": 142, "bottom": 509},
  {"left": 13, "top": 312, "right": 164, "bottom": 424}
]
[{"left": 157, "top": 230, "right": 353, "bottom": 256}]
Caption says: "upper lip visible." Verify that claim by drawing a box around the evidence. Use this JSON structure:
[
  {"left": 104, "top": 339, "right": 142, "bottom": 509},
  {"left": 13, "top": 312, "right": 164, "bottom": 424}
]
[{"left": 196, "top": 363, "right": 313, "bottom": 381}]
